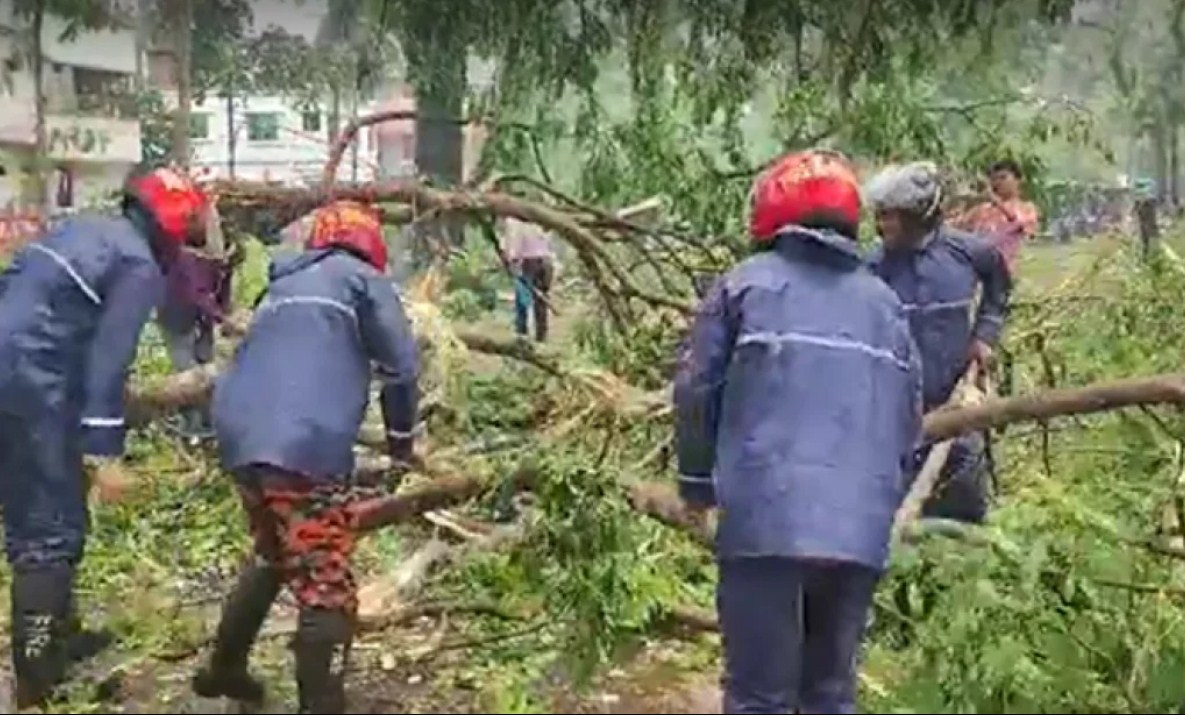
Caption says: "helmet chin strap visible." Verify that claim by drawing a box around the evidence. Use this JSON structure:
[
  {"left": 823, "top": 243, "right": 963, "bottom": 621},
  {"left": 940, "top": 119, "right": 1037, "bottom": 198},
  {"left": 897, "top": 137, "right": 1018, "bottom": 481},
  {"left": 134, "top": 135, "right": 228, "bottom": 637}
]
[{"left": 922, "top": 184, "right": 943, "bottom": 219}]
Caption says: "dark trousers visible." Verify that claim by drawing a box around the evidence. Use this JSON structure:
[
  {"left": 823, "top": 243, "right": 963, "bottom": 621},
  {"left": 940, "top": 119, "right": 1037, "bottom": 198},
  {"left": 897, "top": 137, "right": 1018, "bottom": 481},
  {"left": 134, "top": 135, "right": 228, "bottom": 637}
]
[
  {"left": 0, "top": 410, "right": 88, "bottom": 570},
  {"left": 160, "top": 316, "right": 215, "bottom": 433},
  {"left": 718, "top": 556, "right": 880, "bottom": 714},
  {"left": 513, "top": 257, "right": 553, "bottom": 341},
  {"left": 0, "top": 409, "right": 89, "bottom": 707},
  {"left": 920, "top": 432, "right": 992, "bottom": 524}
]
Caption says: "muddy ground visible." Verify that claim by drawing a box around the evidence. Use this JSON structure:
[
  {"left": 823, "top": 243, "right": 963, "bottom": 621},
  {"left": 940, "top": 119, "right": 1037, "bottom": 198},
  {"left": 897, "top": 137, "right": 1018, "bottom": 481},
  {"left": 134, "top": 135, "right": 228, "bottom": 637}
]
[{"left": 4, "top": 595, "right": 721, "bottom": 714}]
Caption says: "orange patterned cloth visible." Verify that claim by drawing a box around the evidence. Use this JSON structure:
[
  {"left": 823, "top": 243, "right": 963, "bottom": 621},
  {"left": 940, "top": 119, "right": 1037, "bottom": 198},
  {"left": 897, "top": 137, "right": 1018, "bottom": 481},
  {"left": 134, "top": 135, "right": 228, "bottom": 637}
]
[
  {"left": 310, "top": 200, "right": 382, "bottom": 245},
  {"left": 953, "top": 198, "right": 1039, "bottom": 277},
  {"left": 237, "top": 471, "right": 360, "bottom": 613}
]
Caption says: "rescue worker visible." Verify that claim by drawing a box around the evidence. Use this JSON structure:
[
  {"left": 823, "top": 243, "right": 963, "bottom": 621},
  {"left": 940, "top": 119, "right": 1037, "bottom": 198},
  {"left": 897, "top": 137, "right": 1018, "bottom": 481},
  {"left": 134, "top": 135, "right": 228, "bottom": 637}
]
[
  {"left": 866, "top": 161, "right": 1011, "bottom": 524},
  {"left": 194, "top": 200, "right": 419, "bottom": 713},
  {"left": 157, "top": 203, "right": 238, "bottom": 440},
  {"left": 0, "top": 167, "right": 214, "bottom": 708},
  {"left": 674, "top": 150, "right": 923, "bottom": 714}
]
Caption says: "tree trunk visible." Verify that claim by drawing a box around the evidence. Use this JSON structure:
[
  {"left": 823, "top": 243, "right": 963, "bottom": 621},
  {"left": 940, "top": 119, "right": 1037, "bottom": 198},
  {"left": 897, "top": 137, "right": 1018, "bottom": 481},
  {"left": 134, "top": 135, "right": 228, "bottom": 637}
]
[
  {"left": 169, "top": 0, "right": 192, "bottom": 167},
  {"left": 225, "top": 90, "right": 236, "bottom": 180},
  {"left": 402, "top": 2, "right": 468, "bottom": 268},
  {"left": 1154, "top": 116, "right": 1170, "bottom": 204},
  {"left": 134, "top": 0, "right": 151, "bottom": 92},
  {"left": 30, "top": 0, "right": 49, "bottom": 215},
  {"left": 350, "top": 79, "right": 360, "bottom": 183},
  {"left": 1172, "top": 123, "right": 1181, "bottom": 208},
  {"left": 328, "top": 84, "right": 342, "bottom": 159}
]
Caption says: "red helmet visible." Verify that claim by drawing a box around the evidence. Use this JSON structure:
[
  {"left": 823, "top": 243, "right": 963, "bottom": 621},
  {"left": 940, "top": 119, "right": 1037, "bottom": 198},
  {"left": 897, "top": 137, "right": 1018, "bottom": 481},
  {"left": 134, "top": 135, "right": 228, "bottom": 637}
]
[
  {"left": 749, "top": 150, "right": 861, "bottom": 242},
  {"left": 306, "top": 200, "right": 388, "bottom": 271},
  {"left": 124, "top": 167, "right": 211, "bottom": 247}
]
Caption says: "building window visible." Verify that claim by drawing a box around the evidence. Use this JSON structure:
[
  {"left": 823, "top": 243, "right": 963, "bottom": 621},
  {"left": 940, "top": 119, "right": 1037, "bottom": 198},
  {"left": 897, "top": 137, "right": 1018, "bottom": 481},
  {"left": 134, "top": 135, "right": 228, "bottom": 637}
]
[
  {"left": 301, "top": 111, "right": 321, "bottom": 133},
  {"left": 246, "top": 112, "right": 280, "bottom": 142},
  {"left": 189, "top": 113, "right": 210, "bottom": 140},
  {"left": 72, "top": 67, "right": 135, "bottom": 118}
]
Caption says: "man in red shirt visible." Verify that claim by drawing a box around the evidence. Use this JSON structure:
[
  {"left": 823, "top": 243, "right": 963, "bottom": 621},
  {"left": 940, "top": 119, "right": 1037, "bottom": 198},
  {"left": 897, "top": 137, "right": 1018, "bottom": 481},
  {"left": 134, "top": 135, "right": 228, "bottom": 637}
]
[{"left": 952, "top": 159, "right": 1039, "bottom": 279}]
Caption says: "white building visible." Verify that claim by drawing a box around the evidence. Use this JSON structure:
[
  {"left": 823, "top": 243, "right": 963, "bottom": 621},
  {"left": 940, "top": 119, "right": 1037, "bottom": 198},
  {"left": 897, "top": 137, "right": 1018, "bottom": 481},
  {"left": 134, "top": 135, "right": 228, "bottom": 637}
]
[
  {"left": 183, "top": 94, "right": 382, "bottom": 186},
  {"left": 0, "top": 3, "right": 142, "bottom": 212}
]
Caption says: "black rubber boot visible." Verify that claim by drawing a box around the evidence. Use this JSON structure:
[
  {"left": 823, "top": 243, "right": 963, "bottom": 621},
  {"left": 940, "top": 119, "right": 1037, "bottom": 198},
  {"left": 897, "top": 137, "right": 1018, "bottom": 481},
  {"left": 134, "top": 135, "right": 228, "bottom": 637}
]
[
  {"left": 63, "top": 586, "right": 114, "bottom": 666},
  {"left": 293, "top": 608, "right": 352, "bottom": 714},
  {"left": 11, "top": 564, "right": 74, "bottom": 710},
  {"left": 65, "top": 613, "right": 114, "bottom": 665},
  {"left": 192, "top": 561, "right": 282, "bottom": 705}
]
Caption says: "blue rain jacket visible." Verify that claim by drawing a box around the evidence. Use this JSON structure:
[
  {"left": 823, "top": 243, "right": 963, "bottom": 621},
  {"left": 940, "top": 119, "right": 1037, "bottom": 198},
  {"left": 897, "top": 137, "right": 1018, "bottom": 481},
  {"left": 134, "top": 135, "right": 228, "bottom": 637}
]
[
  {"left": 0, "top": 215, "right": 164, "bottom": 457},
  {"left": 212, "top": 247, "right": 419, "bottom": 481},
  {"left": 674, "top": 227, "right": 923, "bottom": 569},
  {"left": 867, "top": 225, "right": 1010, "bottom": 411}
]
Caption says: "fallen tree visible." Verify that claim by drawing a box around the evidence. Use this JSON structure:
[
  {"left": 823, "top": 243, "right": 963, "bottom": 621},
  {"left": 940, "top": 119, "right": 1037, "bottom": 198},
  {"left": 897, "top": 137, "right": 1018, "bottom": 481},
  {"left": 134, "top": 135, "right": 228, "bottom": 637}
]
[{"left": 127, "top": 352, "right": 1185, "bottom": 452}]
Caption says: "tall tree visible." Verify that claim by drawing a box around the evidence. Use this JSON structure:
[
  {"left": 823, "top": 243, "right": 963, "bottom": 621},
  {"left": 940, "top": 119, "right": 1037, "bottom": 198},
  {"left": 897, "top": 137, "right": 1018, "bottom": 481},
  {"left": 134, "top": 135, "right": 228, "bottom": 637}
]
[
  {"left": 166, "top": 0, "right": 192, "bottom": 166},
  {"left": 12, "top": 0, "right": 120, "bottom": 212}
]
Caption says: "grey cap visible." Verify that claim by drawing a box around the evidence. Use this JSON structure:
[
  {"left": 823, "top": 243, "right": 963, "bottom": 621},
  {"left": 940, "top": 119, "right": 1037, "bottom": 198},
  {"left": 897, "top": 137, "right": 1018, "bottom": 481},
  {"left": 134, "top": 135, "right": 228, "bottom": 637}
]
[{"left": 864, "top": 161, "right": 943, "bottom": 217}]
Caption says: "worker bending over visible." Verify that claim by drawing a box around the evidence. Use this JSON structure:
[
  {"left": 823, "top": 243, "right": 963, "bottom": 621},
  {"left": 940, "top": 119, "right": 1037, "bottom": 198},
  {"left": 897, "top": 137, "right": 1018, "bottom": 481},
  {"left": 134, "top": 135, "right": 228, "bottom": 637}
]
[
  {"left": 675, "top": 150, "right": 923, "bottom": 714},
  {"left": 0, "top": 167, "right": 215, "bottom": 708},
  {"left": 866, "top": 161, "right": 1012, "bottom": 524},
  {"left": 194, "top": 200, "right": 419, "bottom": 714}
]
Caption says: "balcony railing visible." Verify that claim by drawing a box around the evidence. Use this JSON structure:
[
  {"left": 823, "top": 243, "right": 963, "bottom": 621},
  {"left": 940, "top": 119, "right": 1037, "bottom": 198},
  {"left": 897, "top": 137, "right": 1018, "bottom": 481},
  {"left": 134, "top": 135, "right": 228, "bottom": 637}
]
[{"left": 45, "top": 91, "right": 139, "bottom": 120}]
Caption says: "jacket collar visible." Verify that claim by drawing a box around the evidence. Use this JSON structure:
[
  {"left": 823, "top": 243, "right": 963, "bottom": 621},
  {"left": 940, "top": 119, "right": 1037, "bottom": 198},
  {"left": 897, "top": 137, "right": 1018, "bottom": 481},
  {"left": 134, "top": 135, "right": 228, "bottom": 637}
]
[
  {"left": 883, "top": 225, "right": 942, "bottom": 257},
  {"left": 771, "top": 225, "right": 864, "bottom": 266},
  {"left": 268, "top": 247, "right": 338, "bottom": 282}
]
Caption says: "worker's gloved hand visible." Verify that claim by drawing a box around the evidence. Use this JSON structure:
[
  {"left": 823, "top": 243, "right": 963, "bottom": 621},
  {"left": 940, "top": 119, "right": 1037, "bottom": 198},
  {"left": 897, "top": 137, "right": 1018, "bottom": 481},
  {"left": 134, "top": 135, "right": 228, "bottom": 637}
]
[{"left": 83, "top": 455, "right": 133, "bottom": 504}]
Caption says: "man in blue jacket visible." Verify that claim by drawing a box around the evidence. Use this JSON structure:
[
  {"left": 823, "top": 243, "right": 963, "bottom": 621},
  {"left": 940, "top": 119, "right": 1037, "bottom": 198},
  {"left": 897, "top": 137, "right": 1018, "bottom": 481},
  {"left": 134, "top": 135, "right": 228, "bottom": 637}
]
[
  {"left": 0, "top": 167, "right": 215, "bottom": 708},
  {"left": 865, "top": 162, "right": 1011, "bottom": 524},
  {"left": 194, "top": 200, "right": 419, "bottom": 713},
  {"left": 675, "top": 150, "right": 923, "bottom": 714}
]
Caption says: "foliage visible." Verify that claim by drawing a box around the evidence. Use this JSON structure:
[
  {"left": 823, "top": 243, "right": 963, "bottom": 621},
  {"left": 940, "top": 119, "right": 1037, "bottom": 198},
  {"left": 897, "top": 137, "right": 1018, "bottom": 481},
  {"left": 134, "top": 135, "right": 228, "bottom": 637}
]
[
  {"left": 136, "top": 89, "right": 174, "bottom": 164},
  {"left": 863, "top": 240, "right": 1185, "bottom": 713},
  {"left": 11, "top": 0, "right": 124, "bottom": 39},
  {"left": 441, "top": 243, "right": 505, "bottom": 320},
  {"left": 183, "top": 0, "right": 253, "bottom": 100}
]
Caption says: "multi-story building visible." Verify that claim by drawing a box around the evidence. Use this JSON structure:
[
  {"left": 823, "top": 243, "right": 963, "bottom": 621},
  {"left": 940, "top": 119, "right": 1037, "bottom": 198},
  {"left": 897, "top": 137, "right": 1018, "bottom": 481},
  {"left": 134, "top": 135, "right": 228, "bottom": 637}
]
[
  {"left": 147, "top": 79, "right": 488, "bottom": 187},
  {"left": 0, "top": 4, "right": 142, "bottom": 214},
  {"left": 181, "top": 93, "right": 382, "bottom": 185},
  {"left": 148, "top": 39, "right": 491, "bottom": 187}
]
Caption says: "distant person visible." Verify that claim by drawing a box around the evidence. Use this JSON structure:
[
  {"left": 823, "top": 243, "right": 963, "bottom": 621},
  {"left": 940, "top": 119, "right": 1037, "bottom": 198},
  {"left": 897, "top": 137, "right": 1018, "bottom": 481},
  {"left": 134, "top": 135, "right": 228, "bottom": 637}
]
[
  {"left": 1134, "top": 182, "right": 1160, "bottom": 261},
  {"left": 952, "top": 159, "right": 1039, "bottom": 280},
  {"left": 501, "top": 217, "right": 554, "bottom": 341}
]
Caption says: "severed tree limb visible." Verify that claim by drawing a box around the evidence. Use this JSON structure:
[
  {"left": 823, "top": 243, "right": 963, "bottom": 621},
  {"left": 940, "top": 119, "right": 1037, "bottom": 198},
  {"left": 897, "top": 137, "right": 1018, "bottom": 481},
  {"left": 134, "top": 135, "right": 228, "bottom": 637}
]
[
  {"left": 127, "top": 360, "right": 1185, "bottom": 452},
  {"left": 124, "top": 324, "right": 564, "bottom": 429},
  {"left": 921, "top": 371, "right": 1185, "bottom": 441},
  {"left": 891, "top": 365, "right": 984, "bottom": 543},
  {"left": 214, "top": 180, "right": 693, "bottom": 317},
  {"left": 354, "top": 467, "right": 535, "bottom": 533}
]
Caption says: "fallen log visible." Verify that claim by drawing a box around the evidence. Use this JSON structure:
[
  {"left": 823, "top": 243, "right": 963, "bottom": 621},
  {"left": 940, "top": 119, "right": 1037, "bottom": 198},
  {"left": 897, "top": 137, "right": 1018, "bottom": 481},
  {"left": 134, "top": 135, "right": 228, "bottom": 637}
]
[
  {"left": 921, "top": 371, "right": 1185, "bottom": 441},
  {"left": 891, "top": 365, "right": 985, "bottom": 543},
  {"left": 128, "top": 359, "right": 1185, "bottom": 447},
  {"left": 354, "top": 467, "right": 535, "bottom": 533},
  {"left": 124, "top": 327, "right": 563, "bottom": 427}
]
